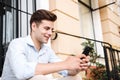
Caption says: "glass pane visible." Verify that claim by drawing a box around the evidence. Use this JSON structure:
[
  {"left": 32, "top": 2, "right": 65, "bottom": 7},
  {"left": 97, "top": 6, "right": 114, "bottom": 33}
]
[
  {"left": 79, "top": 2, "right": 94, "bottom": 39},
  {"left": 28, "top": 0, "right": 33, "bottom": 14}
]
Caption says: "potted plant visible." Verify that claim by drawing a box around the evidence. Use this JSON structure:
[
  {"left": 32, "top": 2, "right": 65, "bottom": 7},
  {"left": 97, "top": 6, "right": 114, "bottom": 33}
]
[{"left": 81, "top": 40, "right": 108, "bottom": 80}]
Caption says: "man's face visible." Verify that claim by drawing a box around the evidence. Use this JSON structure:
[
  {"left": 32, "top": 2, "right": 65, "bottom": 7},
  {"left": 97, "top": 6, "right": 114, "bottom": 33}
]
[{"left": 32, "top": 20, "right": 54, "bottom": 44}]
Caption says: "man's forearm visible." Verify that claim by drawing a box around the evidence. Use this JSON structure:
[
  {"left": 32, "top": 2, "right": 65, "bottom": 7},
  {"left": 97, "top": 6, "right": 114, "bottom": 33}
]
[{"left": 35, "top": 61, "right": 68, "bottom": 75}]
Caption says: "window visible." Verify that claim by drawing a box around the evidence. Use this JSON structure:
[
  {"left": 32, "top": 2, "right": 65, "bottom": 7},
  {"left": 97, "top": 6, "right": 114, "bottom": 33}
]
[
  {"left": 78, "top": 0, "right": 104, "bottom": 57},
  {"left": 2, "top": 0, "right": 36, "bottom": 45},
  {"left": 78, "top": 0, "right": 94, "bottom": 39},
  {"left": 0, "top": 0, "right": 36, "bottom": 76},
  {"left": 0, "top": 0, "right": 49, "bottom": 76}
]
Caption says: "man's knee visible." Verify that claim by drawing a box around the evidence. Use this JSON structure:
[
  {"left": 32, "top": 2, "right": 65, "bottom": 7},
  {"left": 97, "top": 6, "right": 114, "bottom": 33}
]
[
  {"left": 29, "top": 75, "right": 82, "bottom": 80},
  {"left": 57, "top": 76, "right": 82, "bottom": 80},
  {"left": 29, "top": 75, "right": 49, "bottom": 80}
]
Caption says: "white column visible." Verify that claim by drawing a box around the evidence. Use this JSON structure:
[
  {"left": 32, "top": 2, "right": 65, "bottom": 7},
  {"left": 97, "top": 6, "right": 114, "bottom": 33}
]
[
  {"left": 92, "top": 0, "right": 104, "bottom": 57},
  {"left": 36, "top": 0, "right": 49, "bottom": 10}
]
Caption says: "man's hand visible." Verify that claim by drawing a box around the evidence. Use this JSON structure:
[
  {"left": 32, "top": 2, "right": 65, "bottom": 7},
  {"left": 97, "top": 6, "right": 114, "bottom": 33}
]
[
  {"left": 64, "top": 54, "right": 90, "bottom": 76},
  {"left": 79, "top": 54, "right": 90, "bottom": 71}
]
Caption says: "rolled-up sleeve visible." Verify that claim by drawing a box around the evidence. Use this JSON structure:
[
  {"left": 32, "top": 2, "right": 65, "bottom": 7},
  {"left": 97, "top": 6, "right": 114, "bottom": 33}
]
[{"left": 58, "top": 70, "right": 68, "bottom": 77}]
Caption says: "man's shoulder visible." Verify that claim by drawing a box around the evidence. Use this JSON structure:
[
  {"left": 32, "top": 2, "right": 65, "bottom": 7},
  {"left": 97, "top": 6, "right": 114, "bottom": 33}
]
[
  {"left": 9, "top": 36, "right": 27, "bottom": 46},
  {"left": 11, "top": 37, "right": 26, "bottom": 43}
]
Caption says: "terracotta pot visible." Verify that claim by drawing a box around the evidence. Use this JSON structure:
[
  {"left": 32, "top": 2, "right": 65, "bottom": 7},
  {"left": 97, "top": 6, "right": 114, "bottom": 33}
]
[{"left": 86, "top": 66, "right": 96, "bottom": 78}]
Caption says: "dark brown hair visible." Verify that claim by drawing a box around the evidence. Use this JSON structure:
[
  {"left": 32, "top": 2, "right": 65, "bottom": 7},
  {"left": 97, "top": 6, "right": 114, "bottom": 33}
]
[{"left": 30, "top": 9, "right": 57, "bottom": 28}]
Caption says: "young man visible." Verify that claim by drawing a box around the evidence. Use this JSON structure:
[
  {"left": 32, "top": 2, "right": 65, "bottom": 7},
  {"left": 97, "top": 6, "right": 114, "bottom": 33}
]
[{"left": 1, "top": 9, "right": 90, "bottom": 80}]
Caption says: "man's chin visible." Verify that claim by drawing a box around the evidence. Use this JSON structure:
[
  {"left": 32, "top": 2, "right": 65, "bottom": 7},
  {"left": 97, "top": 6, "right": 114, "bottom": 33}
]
[
  {"left": 43, "top": 41, "right": 48, "bottom": 44},
  {"left": 42, "top": 39, "right": 49, "bottom": 44}
]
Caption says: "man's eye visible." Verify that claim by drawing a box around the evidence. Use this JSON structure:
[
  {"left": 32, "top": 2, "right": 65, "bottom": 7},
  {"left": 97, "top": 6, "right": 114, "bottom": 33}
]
[{"left": 45, "top": 27, "right": 50, "bottom": 30}]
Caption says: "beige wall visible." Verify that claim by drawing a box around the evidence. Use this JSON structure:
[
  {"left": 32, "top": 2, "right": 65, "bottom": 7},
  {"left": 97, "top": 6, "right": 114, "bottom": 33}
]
[
  {"left": 49, "top": 0, "right": 120, "bottom": 78},
  {"left": 99, "top": 0, "right": 120, "bottom": 49},
  {"left": 49, "top": 0, "right": 120, "bottom": 57},
  {"left": 49, "top": 0, "right": 83, "bottom": 58},
  {"left": 49, "top": 0, "right": 86, "bottom": 78}
]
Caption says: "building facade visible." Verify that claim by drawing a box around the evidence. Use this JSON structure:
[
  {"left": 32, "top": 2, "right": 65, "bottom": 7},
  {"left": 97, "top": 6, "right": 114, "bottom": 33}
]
[{"left": 0, "top": 0, "right": 120, "bottom": 78}]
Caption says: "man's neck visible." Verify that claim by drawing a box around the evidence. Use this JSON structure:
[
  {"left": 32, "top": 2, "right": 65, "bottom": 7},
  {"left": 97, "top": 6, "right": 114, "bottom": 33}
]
[{"left": 30, "top": 35, "right": 42, "bottom": 51}]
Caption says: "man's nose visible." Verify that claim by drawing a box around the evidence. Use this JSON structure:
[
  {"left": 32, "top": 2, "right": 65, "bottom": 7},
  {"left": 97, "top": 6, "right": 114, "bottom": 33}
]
[{"left": 48, "top": 30, "right": 52, "bottom": 35}]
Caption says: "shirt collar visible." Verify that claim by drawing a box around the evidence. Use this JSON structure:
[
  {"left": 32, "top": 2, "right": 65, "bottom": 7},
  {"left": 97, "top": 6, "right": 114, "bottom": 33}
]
[
  {"left": 26, "top": 35, "right": 35, "bottom": 47},
  {"left": 25, "top": 35, "right": 48, "bottom": 51}
]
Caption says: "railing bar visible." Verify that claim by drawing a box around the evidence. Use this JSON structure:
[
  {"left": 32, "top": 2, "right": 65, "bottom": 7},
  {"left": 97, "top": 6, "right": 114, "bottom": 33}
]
[
  {"left": 103, "top": 46, "right": 111, "bottom": 80},
  {"left": 117, "top": 51, "right": 120, "bottom": 66},
  {"left": 19, "top": 0, "right": 22, "bottom": 37},
  {"left": 109, "top": 47, "right": 116, "bottom": 79},
  {"left": 0, "top": 2, "right": 32, "bottom": 15},
  {"left": 56, "top": 31, "right": 111, "bottom": 46},
  {"left": 26, "top": 0, "right": 28, "bottom": 35}
]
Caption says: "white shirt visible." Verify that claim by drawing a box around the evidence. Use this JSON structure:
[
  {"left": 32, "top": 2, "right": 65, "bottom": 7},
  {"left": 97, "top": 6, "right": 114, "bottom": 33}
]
[{"left": 1, "top": 35, "right": 68, "bottom": 80}]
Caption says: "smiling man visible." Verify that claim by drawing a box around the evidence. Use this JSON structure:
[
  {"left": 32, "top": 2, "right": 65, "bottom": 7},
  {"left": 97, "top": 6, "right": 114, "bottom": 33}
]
[{"left": 1, "top": 9, "right": 90, "bottom": 80}]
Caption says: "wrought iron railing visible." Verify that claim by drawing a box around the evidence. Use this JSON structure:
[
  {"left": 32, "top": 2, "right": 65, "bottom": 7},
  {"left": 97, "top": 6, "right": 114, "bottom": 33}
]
[
  {"left": 103, "top": 46, "right": 120, "bottom": 80},
  {"left": 54, "top": 31, "right": 120, "bottom": 80}
]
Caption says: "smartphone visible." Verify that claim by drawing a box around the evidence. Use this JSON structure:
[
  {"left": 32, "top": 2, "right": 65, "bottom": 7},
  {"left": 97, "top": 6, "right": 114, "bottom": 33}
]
[{"left": 82, "top": 46, "right": 93, "bottom": 56}]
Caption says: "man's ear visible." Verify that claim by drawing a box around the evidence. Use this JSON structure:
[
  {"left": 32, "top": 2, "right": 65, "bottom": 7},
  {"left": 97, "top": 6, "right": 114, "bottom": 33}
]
[{"left": 31, "top": 22, "right": 37, "bottom": 31}]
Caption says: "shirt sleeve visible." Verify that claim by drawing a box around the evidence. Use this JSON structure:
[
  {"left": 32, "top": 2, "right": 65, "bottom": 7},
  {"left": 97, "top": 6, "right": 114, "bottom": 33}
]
[
  {"left": 8, "top": 39, "right": 37, "bottom": 79},
  {"left": 58, "top": 70, "right": 68, "bottom": 77},
  {"left": 48, "top": 48, "right": 68, "bottom": 77}
]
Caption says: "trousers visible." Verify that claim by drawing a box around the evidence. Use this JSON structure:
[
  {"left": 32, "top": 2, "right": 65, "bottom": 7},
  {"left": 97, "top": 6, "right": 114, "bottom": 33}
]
[{"left": 29, "top": 75, "right": 82, "bottom": 80}]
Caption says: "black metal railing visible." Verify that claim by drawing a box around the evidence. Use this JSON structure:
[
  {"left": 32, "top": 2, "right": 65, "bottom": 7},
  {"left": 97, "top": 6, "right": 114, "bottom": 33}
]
[
  {"left": 54, "top": 31, "right": 120, "bottom": 80},
  {"left": 103, "top": 46, "right": 120, "bottom": 80}
]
